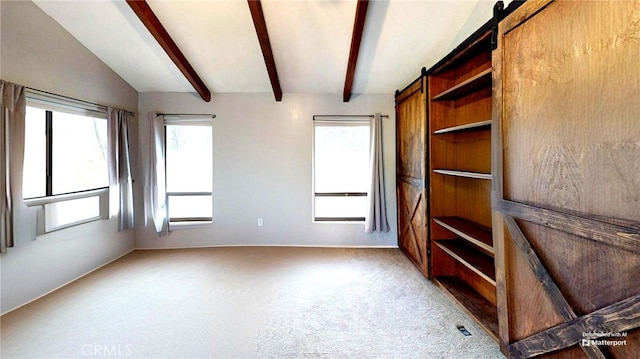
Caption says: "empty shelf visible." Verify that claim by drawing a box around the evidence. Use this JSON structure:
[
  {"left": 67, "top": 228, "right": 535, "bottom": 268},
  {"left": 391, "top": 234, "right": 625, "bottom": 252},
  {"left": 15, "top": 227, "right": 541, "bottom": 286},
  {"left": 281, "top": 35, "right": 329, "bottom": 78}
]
[
  {"left": 433, "top": 217, "right": 493, "bottom": 255},
  {"left": 434, "top": 120, "right": 491, "bottom": 134},
  {"left": 434, "top": 239, "right": 496, "bottom": 285},
  {"left": 431, "top": 68, "right": 492, "bottom": 101},
  {"left": 433, "top": 169, "right": 492, "bottom": 180},
  {"left": 434, "top": 276, "right": 499, "bottom": 341}
]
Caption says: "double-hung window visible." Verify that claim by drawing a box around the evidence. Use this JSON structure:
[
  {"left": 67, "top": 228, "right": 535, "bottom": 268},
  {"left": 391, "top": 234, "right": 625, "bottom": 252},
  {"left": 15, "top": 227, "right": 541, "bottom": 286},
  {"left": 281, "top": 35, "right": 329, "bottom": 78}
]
[
  {"left": 313, "top": 118, "right": 370, "bottom": 222},
  {"left": 23, "top": 93, "right": 109, "bottom": 232},
  {"left": 164, "top": 119, "right": 213, "bottom": 224}
]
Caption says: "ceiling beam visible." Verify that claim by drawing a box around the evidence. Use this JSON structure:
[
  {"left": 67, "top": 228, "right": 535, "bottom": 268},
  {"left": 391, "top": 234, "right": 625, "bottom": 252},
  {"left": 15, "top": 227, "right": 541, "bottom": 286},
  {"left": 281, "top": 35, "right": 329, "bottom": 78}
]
[
  {"left": 126, "top": 0, "right": 211, "bottom": 102},
  {"left": 247, "top": 0, "right": 283, "bottom": 102},
  {"left": 343, "top": 0, "right": 369, "bottom": 102}
]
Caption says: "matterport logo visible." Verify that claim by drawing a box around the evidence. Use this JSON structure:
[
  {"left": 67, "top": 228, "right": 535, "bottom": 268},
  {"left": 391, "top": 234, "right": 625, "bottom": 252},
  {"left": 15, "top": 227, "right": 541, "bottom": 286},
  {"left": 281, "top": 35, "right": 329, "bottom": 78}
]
[
  {"left": 81, "top": 344, "right": 133, "bottom": 357},
  {"left": 581, "top": 331, "right": 628, "bottom": 348}
]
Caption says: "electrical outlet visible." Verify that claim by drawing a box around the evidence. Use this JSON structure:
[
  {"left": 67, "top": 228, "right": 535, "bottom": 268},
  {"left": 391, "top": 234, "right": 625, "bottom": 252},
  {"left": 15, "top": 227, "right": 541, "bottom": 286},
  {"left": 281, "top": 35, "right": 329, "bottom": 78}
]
[{"left": 257, "top": 218, "right": 263, "bottom": 227}]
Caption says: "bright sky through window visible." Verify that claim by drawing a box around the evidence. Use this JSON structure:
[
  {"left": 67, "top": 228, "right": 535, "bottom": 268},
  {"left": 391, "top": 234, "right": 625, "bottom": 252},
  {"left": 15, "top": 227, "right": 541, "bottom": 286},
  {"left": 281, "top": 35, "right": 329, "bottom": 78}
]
[{"left": 313, "top": 121, "right": 370, "bottom": 221}]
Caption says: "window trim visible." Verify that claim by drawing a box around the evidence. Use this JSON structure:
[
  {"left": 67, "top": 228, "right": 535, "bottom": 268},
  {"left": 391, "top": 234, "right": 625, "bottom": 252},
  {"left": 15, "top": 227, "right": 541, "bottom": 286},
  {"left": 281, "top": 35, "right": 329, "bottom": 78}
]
[
  {"left": 24, "top": 187, "right": 109, "bottom": 207},
  {"left": 24, "top": 94, "right": 110, "bottom": 199},
  {"left": 23, "top": 89, "right": 111, "bottom": 233},
  {"left": 163, "top": 119, "right": 214, "bottom": 226},
  {"left": 24, "top": 187, "right": 110, "bottom": 233},
  {"left": 312, "top": 118, "right": 370, "bottom": 223},
  {"left": 166, "top": 191, "right": 213, "bottom": 223}
]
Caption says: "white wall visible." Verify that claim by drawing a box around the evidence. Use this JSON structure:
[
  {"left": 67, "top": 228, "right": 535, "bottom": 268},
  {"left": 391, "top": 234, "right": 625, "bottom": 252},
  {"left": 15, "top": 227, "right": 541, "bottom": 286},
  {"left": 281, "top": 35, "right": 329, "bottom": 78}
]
[
  {"left": 136, "top": 92, "right": 397, "bottom": 248},
  {"left": 0, "top": 1, "right": 138, "bottom": 314}
]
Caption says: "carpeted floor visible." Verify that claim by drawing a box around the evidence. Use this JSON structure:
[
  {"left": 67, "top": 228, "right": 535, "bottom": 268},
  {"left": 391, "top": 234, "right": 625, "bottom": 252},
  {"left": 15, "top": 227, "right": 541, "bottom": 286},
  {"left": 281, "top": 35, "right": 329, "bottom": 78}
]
[{"left": 1, "top": 247, "right": 505, "bottom": 358}]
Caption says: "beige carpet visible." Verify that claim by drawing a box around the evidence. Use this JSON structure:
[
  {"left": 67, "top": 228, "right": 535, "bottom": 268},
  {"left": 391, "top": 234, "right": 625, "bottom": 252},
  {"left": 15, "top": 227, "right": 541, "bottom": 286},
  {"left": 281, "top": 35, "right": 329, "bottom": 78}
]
[{"left": 1, "top": 247, "right": 505, "bottom": 358}]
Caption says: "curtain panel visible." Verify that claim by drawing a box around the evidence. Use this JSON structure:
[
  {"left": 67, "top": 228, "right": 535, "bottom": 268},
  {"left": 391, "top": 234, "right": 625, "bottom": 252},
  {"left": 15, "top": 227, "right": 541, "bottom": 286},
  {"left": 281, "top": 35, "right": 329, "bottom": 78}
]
[
  {"left": 0, "top": 81, "right": 26, "bottom": 252},
  {"left": 365, "top": 113, "right": 390, "bottom": 234},
  {"left": 143, "top": 112, "right": 167, "bottom": 234},
  {"left": 107, "top": 108, "right": 134, "bottom": 231}
]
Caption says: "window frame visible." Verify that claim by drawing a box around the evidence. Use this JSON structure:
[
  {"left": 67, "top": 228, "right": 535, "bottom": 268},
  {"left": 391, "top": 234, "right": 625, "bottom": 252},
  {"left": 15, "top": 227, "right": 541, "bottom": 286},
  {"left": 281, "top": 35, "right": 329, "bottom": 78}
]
[
  {"left": 312, "top": 117, "right": 371, "bottom": 223},
  {"left": 24, "top": 188, "right": 109, "bottom": 232},
  {"left": 22, "top": 90, "right": 110, "bottom": 233},
  {"left": 163, "top": 118, "right": 214, "bottom": 227}
]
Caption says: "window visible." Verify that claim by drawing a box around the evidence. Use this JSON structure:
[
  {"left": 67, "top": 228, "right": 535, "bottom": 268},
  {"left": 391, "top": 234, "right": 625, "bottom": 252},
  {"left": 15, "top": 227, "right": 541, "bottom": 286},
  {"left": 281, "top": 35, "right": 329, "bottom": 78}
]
[
  {"left": 23, "top": 97, "right": 109, "bottom": 233},
  {"left": 313, "top": 119, "right": 370, "bottom": 222},
  {"left": 165, "top": 122, "right": 213, "bottom": 224}
]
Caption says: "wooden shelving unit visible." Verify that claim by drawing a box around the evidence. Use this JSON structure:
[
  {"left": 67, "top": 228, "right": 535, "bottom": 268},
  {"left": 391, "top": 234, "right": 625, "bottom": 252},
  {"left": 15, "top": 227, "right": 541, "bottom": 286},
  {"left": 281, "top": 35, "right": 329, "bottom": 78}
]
[{"left": 427, "top": 27, "right": 497, "bottom": 340}]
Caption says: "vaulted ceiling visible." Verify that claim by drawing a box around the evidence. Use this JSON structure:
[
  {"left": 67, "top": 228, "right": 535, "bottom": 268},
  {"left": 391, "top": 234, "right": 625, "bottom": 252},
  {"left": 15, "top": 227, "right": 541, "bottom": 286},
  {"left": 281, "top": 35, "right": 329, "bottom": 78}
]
[{"left": 32, "top": 0, "right": 497, "bottom": 102}]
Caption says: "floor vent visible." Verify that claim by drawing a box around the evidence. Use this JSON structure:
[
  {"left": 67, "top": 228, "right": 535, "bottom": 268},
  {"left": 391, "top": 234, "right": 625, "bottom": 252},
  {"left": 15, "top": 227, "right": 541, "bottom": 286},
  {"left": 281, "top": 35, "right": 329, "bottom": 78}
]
[{"left": 457, "top": 325, "right": 472, "bottom": 336}]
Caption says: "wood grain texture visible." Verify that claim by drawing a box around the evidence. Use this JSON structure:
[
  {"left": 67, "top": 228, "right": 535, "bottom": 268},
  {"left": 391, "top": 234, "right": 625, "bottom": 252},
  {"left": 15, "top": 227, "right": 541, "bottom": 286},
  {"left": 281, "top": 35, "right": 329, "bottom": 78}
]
[
  {"left": 396, "top": 76, "right": 428, "bottom": 277},
  {"left": 435, "top": 276, "right": 500, "bottom": 341},
  {"left": 491, "top": 22, "right": 509, "bottom": 352},
  {"left": 126, "top": 0, "right": 211, "bottom": 102},
  {"left": 396, "top": 82, "right": 426, "bottom": 180},
  {"left": 497, "top": 200, "right": 640, "bottom": 254},
  {"left": 395, "top": 76, "right": 423, "bottom": 104},
  {"left": 397, "top": 181, "right": 428, "bottom": 276},
  {"left": 427, "top": 24, "right": 496, "bottom": 334},
  {"left": 494, "top": 1, "right": 640, "bottom": 357},
  {"left": 434, "top": 239, "right": 495, "bottom": 284},
  {"left": 343, "top": 0, "right": 369, "bottom": 102},
  {"left": 501, "top": 0, "right": 554, "bottom": 35},
  {"left": 516, "top": 219, "right": 640, "bottom": 324},
  {"left": 247, "top": 0, "right": 282, "bottom": 101},
  {"left": 504, "top": 216, "right": 607, "bottom": 359},
  {"left": 431, "top": 243, "right": 497, "bottom": 308},
  {"left": 433, "top": 216, "right": 493, "bottom": 255},
  {"left": 510, "top": 293, "right": 640, "bottom": 358},
  {"left": 502, "top": 0, "right": 640, "bottom": 220}
]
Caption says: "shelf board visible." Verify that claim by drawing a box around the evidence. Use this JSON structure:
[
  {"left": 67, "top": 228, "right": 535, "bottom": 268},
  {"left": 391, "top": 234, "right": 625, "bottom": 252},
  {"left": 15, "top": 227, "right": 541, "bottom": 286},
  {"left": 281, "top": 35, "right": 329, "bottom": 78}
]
[
  {"left": 433, "top": 217, "right": 493, "bottom": 256},
  {"left": 433, "top": 169, "right": 492, "bottom": 180},
  {"left": 434, "top": 276, "right": 499, "bottom": 342},
  {"left": 431, "top": 68, "right": 492, "bottom": 101},
  {"left": 434, "top": 120, "right": 491, "bottom": 135},
  {"left": 434, "top": 239, "right": 496, "bottom": 285},
  {"left": 430, "top": 30, "right": 492, "bottom": 76}
]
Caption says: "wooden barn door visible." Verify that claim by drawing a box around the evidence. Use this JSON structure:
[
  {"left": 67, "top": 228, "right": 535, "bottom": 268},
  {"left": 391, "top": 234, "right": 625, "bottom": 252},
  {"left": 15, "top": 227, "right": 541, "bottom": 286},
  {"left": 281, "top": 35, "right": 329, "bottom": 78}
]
[
  {"left": 396, "top": 74, "right": 429, "bottom": 277},
  {"left": 493, "top": 1, "right": 640, "bottom": 358}
]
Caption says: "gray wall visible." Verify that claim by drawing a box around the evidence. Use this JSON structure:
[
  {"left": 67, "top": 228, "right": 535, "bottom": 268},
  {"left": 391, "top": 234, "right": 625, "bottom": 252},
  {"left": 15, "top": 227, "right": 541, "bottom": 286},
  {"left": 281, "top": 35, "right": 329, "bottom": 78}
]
[
  {"left": 0, "top": 2, "right": 397, "bottom": 313},
  {"left": 136, "top": 92, "right": 397, "bottom": 248},
  {"left": 0, "top": 1, "right": 138, "bottom": 314}
]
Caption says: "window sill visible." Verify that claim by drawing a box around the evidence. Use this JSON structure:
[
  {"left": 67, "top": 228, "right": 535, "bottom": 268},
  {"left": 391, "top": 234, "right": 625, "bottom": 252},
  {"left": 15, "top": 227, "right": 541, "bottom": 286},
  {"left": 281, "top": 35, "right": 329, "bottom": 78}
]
[
  {"left": 313, "top": 219, "right": 365, "bottom": 224},
  {"left": 169, "top": 221, "right": 213, "bottom": 230},
  {"left": 24, "top": 187, "right": 109, "bottom": 207}
]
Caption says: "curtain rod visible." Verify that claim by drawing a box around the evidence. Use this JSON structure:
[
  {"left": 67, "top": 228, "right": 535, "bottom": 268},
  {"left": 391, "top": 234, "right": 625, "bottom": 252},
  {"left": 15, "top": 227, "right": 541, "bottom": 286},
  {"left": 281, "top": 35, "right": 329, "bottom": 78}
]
[
  {"left": 26, "top": 87, "right": 135, "bottom": 117},
  {"left": 313, "top": 114, "right": 389, "bottom": 121},
  {"left": 156, "top": 113, "right": 216, "bottom": 118}
]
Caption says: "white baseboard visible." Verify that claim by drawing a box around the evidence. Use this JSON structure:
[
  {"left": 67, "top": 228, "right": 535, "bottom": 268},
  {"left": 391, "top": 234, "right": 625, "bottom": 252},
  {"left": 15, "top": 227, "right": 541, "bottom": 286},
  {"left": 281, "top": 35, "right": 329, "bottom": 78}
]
[
  {"left": 1, "top": 248, "right": 135, "bottom": 316},
  {"left": 135, "top": 244, "right": 400, "bottom": 250}
]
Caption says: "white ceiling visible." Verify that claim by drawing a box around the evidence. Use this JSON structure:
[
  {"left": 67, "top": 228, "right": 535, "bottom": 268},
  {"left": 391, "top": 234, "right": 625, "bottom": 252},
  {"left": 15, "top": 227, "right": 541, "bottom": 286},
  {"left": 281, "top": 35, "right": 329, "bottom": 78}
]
[{"left": 33, "top": 0, "right": 491, "bottom": 97}]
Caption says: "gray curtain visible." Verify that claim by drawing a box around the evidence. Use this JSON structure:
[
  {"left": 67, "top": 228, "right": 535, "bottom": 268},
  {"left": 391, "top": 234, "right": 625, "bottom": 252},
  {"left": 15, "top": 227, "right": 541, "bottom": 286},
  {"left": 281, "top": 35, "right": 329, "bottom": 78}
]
[
  {"left": 143, "top": 112, "right": 167, "bottom": 235},
  {"left": 365, "top": 113, "right": 390, "bottom": 233},
  {"left": 0, "top": 81, "right": 26, "bottom": 252},
  {"left": 107, "top": 108, "right": 134, "bottom": 231}
]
